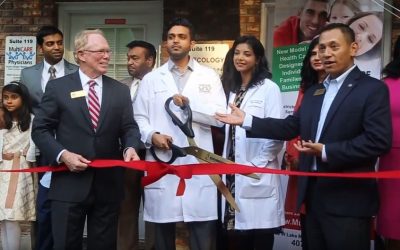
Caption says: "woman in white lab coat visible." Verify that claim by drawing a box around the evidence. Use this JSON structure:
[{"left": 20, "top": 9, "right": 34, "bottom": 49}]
[{"left": 220, "top": 36, "right": 284, "bottom": 250}]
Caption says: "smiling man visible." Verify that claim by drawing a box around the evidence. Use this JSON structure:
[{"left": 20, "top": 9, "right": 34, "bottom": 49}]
[
  {"left": 20, "top": 25, "right": 78, "bottom": 250},
  {"left": 133, "top": 17, "right": 226, "bottom": 250},
  {"left": 273, "top": 0, "right": 329, "bottom": 47},
  {"left": 216, "top": 23, "right": 392, "bottom": 250},
  {"left": 32, "top": 29, "right": 141, "bottom": 250}
]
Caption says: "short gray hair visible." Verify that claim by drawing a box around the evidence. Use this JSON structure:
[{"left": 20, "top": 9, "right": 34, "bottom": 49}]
[{"left": 73, "top": 29, "right": 105, "bottom": 64}]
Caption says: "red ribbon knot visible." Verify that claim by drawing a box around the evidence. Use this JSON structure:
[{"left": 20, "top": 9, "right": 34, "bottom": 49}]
[{"left": 141, "top": 163, "right": 193, "bottom": 196}]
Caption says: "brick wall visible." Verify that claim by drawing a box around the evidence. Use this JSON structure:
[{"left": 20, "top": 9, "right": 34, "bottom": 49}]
[
  {"left": 239, "top": 0, "right": 261, "bottom": 38},
  {"left": 0, "top": 0, "right": 57, "bottom": 84},
  {"left": 164, "top": 0, "right": 240, "bottom": 41}
]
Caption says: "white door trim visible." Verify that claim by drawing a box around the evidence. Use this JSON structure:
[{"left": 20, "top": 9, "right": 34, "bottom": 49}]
[{"left": 57, "top": 1, "right": 163, "bottom": 62}]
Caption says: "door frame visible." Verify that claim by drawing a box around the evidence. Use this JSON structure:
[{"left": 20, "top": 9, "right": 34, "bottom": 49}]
[{"left": 57, "top": 1, "right": 163, "bottom": 62}]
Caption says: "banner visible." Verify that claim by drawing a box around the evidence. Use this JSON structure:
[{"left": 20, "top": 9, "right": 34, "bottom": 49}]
[
  {"left": 4, "top": 36, "right": 36, "bottom": 85},
  {"left": 271, "top": 1, "right": 384, "bottom": 249},
  {"left": 189, "top": 43, "right": 230, "bottom": 75}
]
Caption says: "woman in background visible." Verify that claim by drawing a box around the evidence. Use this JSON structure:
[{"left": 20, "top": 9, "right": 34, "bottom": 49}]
[
  {"left": 220, "top": 35, "right": 284, "bottom": 250},
  {"left": 377, "top": 36, "right": 400, "bottom": 250},
  {"left": 284, "top": 37, "right": 327, "bottom": 250}
]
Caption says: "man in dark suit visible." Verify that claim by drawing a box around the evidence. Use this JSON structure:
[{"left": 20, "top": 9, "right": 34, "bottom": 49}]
[
  {"left": 118, "top": 40, "right": 156, "bottom": 250},
  {"left": 32, "top": 29, "right": 141, "bottom": 250},
  {"left": 216, "top": 23, "right": 392, "bottom": 250},
  {"left": 20, "top": 25, "right": 78, "bottom": 250}
]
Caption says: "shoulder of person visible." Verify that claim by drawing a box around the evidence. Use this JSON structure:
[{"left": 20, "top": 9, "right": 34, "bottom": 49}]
[
  {"left": 142, "top": 64, "right": 166, "bottom": 79},
  {"left": 260, "top": 78, "right": 280, "bottom": 89},
  {"left": 64, "top": 60, "right": 79, "bottom": 69},
  {"left": 21, "top": 61, "right": 43, "bottom": 73},
  {"left": 356, "top": 69, "right": 386, "bottom": 89},
  {"left": 193, "top": 60, "right": 219, "bottom": 76},
  {"left": 119, "top": 77, "right": 133, "bottom": 85}
]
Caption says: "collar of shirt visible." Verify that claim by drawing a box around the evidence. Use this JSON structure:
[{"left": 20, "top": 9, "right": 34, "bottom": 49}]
[
  {"left": 78, "top": 69, "right": 103, "bottom": 105},
  {"left": 323, "top": 64, "right": 356, "bottom": 90},
  {"left": 132, "top": 77, "right": 140, "bottom": 87},
  {"left": 43, "top": 59, "right": 65, "bottom": 78},
  {"left": 130, "top": 78, "right": 141, "bottom": 101},
  {"left": 167, "top": 56, "right": 194, "bottom": 73},
  {"left": 41, "top": 59, "right": 66, "bottom": 92}
]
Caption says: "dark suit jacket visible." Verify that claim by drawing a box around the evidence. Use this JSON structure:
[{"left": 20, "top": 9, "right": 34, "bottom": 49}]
[
  {"left": 32, "top": 71, "right": 141, "bottom": 203},
  {"left": 20, "top": 60, "right": 79, "bottom": 114},
  {"left": 248, "top": 67, "right": 392, "bottom": 217}
]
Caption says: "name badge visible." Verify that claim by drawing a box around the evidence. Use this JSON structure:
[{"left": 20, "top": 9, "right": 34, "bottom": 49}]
[
  {"left": 199, "top": 84, "right": 211, "bottom": 93},
  {"left": 70, "top": 90, "right": 86, "bottom": 99},
  {"left": 313, "top": 88, "right": 325, "bottom": 96}
]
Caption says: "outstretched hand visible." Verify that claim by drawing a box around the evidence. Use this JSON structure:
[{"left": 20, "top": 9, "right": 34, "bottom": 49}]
[
  {"left": 293, "top": 140, "right": 324, "bottom": 157},
  {"left": 214, "top": 103, "right": 245, "bottom": 126}
]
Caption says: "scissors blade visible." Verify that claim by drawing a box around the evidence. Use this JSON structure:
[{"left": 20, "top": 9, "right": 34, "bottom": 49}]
[
  {"left": 209, "top": 174, "right": 240, "bottom": 212},
  {"left": 185, "top": 146, "right": 260, "bottom": 180}
]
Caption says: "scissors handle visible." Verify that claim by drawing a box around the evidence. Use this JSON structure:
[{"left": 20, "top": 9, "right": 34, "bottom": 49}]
[
  {"left": 164, "top": 97, "right": 195, "bottom": 138},
  {"left": 149, "top": 144, "right": 187, "bottom": 164}
]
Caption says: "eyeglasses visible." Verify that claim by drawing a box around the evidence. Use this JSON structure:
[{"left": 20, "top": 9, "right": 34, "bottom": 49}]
[{"left": 82, "top": 49, "right": 113, "bottom": 56}]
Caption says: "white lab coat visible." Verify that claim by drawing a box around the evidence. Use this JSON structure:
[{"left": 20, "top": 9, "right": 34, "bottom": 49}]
[
  {"left": 133, "top": 60, "right": 227, "bottom": 223},
  {"left": 221, "top": 79, "right": 285, "bottom": 230}
]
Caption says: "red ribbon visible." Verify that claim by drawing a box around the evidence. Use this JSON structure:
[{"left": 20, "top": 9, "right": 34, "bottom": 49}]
[{"left": 2, "top": 160, "right": 400, "bottom": 196}]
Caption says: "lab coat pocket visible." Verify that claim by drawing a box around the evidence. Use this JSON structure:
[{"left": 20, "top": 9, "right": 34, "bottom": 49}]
[
  {"left": 144, "top": 186, "right": 165, "bottom": 218},
  {"left": 190, "top": 183, "right": 217, "bottom": 217},
  {"left": 153, "top": 85, "right": 169, "bottom": 96},
  {"left": 245, "top": 99, "right": 264, "bottom": 115},
  {"left": 245, "top": 138, "right": 271, "bottom": 167},
  {"left": 239, "top": 184, "right": 275, "bottom": 199}
]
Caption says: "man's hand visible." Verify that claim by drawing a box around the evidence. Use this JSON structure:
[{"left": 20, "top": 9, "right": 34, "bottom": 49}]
[
  {"left": 60, "top": 150, "right": 91, "bottom": 172},
  {"left": 152, "top": 133, "right": 173, "bottom": 150},
  {"left": 124, "top": 147, "right": 140, "bottom": 161},
  {"left": 214, "top": 103, "right": 245, "bottom": 126},
  {"left": 172, "top": 94, "right": 189, "bottom": 107},
  {"left": 293, "top": 140, "right": 324, "bottom": 157}
]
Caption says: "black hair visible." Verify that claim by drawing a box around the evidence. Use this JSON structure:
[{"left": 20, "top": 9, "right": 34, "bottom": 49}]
[
  {"left": 126, "top": 40, "right": 157, "bottom": 67},
  {"left": 382, "top": 35, "right": 400, "bottom": 78},
  {"left": 319, "top": 22, "right": 355, "bottom": 44},
  {"left": 2, "top": 81, "right": 32, "bottom": 132},
  {"left": 163, "top": 17, "right": 195, "bottom": 41},
  {"left": 221, "top": 35, "right": 272, "bottom": 93},
  {"left": 300, "top": 37, "right": 320, "bottom": 91},
  {"left": 37, "top": 25, "right": 63, "bottom": 46}
]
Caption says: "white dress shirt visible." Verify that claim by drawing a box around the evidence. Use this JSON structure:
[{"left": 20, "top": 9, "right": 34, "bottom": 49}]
[{"left": 41, "top": 59, "right": 65, "bottom": 92}]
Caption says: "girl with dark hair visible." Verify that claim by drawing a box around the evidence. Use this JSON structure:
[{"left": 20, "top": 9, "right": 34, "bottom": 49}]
[
  {"left": 284, "top": 37, "right": 326, "bottom": 250},
  {"left": 347, "top": 12, "right": 383, "bottom": 79},
  {"left": 0, "top": 81, "right": 36, "bottom": 250},
  {"left": 377, "top": 36, "right": 400, "bottom": 250},
  {"left": 220, "top": 35, "right": 284, "bottom": 250}
]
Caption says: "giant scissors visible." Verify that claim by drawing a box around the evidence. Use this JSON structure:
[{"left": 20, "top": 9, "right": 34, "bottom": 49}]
[{"left": 150, "top": 97, "right": 259, "bottom": 212}]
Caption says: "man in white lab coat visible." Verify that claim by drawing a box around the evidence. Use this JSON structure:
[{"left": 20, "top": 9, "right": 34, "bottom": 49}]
[{"left": 133, "top": 17, "right": 226, "bottom": 250}]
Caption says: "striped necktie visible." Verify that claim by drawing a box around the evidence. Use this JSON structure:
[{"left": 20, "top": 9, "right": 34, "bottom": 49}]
[
  {"left": 48, "top": 66, "right": 56, "bottom": 81},
  {"left": 88, "top": 80, "right": 100, "bottom": 131}
]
